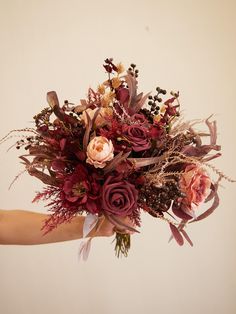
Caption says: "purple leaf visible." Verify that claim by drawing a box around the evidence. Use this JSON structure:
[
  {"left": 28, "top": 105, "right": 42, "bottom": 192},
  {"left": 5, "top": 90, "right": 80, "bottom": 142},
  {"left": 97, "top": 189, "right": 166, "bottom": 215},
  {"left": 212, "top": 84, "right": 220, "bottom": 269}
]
[
  {"left": 205, "top": 183, "right": 217, "bottom": 203},
  {"left": 172, "top": 204, "right": 192, "bottom": 220},
  {"left": 169, "top": 223, "right": 184, "bottom": 246},
  {"left": 182, "top": 144, "right": 221, "bottom": 158},
  {"left": 180, "top": 229, "right": 193, "bottom": 247},
  {"left": 190, "top": 192, "right": 220, "bottom": 223}
]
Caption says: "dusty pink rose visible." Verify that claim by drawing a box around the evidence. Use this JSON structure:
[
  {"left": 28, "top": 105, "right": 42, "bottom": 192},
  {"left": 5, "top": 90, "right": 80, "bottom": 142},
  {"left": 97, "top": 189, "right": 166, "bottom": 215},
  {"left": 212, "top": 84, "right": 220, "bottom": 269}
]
[
  {"left": 81, "top": 107, "right": 113, "bottom": 127},
  {"left": 86, "top": 136, "right": 114, "bottom": 168},
  {"left": 102, "top": 175, "right": 138, "bottom": 216},
  {"left": 179, "top": 164, "right": 211, "bottom": 210},
  {"left": 122, "top": 124, "right": 151, "bottom": 152}
]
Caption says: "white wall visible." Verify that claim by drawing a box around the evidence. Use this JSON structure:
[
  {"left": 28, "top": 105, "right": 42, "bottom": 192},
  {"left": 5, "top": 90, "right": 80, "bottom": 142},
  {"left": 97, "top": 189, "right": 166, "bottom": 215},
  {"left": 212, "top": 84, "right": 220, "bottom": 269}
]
[{"left": 0, "top": 1, "right": 236, "bottom": 314}]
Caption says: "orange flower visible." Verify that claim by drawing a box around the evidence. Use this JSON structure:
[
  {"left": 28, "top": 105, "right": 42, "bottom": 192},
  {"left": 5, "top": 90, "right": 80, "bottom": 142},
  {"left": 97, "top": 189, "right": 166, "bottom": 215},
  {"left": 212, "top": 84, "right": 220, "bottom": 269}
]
[
  {"left": 101, "top": 91, "right": 115, "bottom": 107},
  {"left": 116, "top": 63, "right": 125, "bottom": 74},
  {"left": 97, "top": 84, "right": 106, "bottom": 95},
  {"left": 111, "top": 77, "right": 121, "bottom": 89}
]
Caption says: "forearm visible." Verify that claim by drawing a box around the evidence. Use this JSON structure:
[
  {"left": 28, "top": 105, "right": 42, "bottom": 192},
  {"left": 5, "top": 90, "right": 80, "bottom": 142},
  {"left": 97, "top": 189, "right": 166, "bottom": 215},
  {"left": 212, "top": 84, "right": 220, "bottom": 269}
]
[{"left": 0, "top": 209, "right": 104, "bottom": 245}]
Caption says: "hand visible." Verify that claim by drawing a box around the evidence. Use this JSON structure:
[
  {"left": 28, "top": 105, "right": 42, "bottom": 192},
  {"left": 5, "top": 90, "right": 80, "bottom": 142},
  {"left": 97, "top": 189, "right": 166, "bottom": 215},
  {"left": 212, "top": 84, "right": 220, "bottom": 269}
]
[{"left": 94, "top": 216, "right": 135, "bottom": 238}]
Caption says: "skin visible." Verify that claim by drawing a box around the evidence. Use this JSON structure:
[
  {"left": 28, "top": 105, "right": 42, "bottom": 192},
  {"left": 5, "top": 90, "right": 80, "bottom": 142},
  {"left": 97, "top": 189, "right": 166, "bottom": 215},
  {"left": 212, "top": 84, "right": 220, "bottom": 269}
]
[{"left": 0, "top": 209, "right": 133, "bottom": 245}]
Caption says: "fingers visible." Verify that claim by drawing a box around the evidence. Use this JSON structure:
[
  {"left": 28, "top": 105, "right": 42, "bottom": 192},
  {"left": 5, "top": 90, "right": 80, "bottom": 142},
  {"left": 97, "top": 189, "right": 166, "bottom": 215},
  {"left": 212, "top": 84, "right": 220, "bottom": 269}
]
[
  {"left": 113, "top": 216, "right": 136, "bottom": 235},
  {"left": 95, "top": 216, "right": 137, "bottom": 237},
  {"left": 96, "top": 217, "right": 115, "bottom": 237}
]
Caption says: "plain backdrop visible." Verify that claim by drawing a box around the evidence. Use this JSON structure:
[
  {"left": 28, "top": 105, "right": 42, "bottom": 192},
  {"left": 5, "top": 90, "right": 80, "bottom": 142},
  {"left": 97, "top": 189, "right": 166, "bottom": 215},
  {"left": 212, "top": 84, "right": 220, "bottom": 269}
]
[{"left": 0, "top": 1, "right": 236, "bottom": 314}]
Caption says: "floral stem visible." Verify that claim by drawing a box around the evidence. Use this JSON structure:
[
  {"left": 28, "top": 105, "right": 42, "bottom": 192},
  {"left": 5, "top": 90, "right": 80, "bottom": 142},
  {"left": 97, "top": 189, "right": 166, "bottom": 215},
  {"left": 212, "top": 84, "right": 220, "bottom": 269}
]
[{"left": 115, "top": 233, "right": 131, "bottom": 258}]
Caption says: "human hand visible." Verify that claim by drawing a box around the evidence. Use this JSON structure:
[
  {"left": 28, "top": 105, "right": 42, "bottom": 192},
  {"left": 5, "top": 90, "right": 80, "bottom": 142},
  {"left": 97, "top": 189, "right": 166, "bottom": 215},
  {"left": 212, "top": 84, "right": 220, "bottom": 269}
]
[{"left": 94, "top": 216, "right": 136, "bottom": 238}]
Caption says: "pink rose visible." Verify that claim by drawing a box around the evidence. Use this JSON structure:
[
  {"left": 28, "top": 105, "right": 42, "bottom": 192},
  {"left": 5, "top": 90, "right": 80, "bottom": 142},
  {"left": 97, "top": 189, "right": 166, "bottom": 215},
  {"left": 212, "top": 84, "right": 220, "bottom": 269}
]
[
  {"left": 122, "top": 124, "right": 151, "bottom": 152},
  {"left": 102, "top": 175, "right": 138, "bottom": 216},
  {"left": 179, "top": 164, "right": 211, "bottom": 210},
  {"left": 86, "top": 136, "right": 114, "bottom": 168}
]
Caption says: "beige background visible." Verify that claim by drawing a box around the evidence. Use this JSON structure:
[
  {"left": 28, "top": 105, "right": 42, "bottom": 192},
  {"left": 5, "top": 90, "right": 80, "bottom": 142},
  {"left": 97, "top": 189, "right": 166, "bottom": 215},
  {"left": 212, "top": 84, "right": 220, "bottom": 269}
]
[{"left": 0, "top": 1, "right": 236, "bottom": 313}]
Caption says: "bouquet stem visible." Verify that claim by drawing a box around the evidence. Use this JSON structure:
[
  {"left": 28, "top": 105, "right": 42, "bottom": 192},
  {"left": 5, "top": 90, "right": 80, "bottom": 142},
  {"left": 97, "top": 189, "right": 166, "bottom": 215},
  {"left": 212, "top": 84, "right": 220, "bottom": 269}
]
[{"left": 115, "top": 233, "right": 131, "bottom": 257}]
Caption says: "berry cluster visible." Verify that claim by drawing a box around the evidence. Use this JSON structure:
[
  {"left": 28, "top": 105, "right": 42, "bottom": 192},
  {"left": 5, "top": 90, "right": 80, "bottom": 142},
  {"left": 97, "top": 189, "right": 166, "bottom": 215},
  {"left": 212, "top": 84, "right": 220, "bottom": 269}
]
[
  {"left": 147, "top": 87, "right": 166, "bottom": 114},
  {"left": 139, "top": 180, "right": 183, "bottom": 214},
  {"left": 127, "top": 63, "right": 139, "bottom": 78}
]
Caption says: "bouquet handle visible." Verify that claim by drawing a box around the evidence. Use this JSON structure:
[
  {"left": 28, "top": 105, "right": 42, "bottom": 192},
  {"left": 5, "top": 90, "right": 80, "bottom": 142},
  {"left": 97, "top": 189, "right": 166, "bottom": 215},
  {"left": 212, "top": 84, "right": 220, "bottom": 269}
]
[{"left": 114, "top": 232, "right": 131, "bottom": 258}]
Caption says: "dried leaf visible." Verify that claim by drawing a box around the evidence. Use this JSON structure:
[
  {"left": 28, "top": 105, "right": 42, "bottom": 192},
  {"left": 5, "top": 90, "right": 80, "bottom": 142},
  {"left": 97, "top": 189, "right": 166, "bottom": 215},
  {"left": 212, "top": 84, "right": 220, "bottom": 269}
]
[
  {"left": 19, "top": 155, "right": 30, "bottom": 165},
  {"left": 83, "top": 108, "right": 100, "bottom": 151},
  {"left": 83, "top": 111, "right": 92, "bottom": 151},
  {"left": 202, "top": 153, "right": 221, "bottom": 162},
  {"left": 27, "top": 167, "right": 59, "bottom": 186},
  {"left": 125, "top": 74, "right": 137, "bottom": 107},
  {"left": 74, "top": 99, "right": 89, "bottom": 113},
  {"left": 128, "top": 156, "right": 162, "bottom": 168},
  {"left": 205, "top": 116, "right": 217, "bottom": 145},
  {"left": 130, "top": 92, "right": 151, "bottom": 115},
  {"left": 104, "top": 151, "right": 130, "bottom": 174},
  {"left": 91, "top": 107, "right": 101, "bottom": 126},
  {"left": 189, "top": 126, "right": 202, "bottom": 147},
  {"left": 182, "top": 144, "right": 221, "bottom": 158},
  {"left": 135, "top": 92, "right": 143, "bottom": 103},
  {"left": 47, "top": 91, "right": 78, "bottom": 125},
  {"left": 47, "top": 91, "right": 60, "bottom": 110}
]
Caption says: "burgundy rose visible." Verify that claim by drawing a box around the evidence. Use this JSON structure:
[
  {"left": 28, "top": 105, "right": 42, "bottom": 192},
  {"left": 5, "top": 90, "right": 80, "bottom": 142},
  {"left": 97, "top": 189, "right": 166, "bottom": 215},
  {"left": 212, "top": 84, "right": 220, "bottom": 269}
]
[
  {"left": 131, "top": 113, "right": 148, "bottom": 124},
  {"left": 122, "top": 124, "right": 151, "bottom": 152},
  {"left": 102, "top": 176, "right": 138, "bottom": 216}
]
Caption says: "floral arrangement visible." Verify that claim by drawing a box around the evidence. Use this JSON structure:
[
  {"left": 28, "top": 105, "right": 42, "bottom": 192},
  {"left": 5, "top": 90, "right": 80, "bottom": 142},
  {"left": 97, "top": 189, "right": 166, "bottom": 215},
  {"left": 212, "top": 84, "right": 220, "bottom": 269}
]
[{"left": 1, "top": 58, "right": 234, "bottom": 258}]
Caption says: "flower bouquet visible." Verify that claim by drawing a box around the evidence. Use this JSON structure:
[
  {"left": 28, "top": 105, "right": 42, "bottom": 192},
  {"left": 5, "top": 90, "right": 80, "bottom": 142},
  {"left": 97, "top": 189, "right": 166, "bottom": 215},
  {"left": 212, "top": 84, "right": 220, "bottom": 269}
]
[{"left": 1, "top": 58, "right": 234, "bottom": 258}]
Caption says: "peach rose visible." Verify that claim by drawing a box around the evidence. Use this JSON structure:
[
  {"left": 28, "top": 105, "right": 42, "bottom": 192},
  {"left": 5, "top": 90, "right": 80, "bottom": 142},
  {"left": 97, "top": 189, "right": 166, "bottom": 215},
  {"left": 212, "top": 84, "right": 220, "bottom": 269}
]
[
  {"left": 179, "top": 164, "right": 211, "bottom": 210},
  {"left": 86, "top": 136, "right": 114, "bottom": 168},
  {"left": 81, "top": 107, "right": 113, "bottom": 127}
]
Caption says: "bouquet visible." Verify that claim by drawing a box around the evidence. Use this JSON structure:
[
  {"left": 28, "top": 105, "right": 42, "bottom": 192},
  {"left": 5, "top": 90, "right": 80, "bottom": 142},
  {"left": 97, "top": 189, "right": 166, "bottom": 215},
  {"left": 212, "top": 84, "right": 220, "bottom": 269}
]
[{"left": 1, "top": 58, "right": 234, "bottom": 258}]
